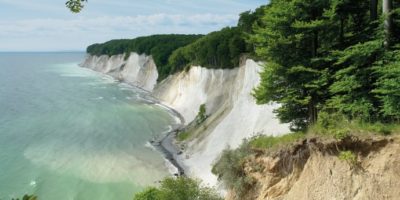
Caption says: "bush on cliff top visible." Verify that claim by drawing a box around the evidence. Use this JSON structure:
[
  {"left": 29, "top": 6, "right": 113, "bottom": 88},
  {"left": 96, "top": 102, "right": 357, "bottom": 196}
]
[
  {"left": 11, "top": 195, "right": 37, "bottom": 200},
  {"left": 212, "top": 142, "right": 255, "bottom": 199},
  {"left": 133, "top": 177, "right": 222, "bottom": 200}
]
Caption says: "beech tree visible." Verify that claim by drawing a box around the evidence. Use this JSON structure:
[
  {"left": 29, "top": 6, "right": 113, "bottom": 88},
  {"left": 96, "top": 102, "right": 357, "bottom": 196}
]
[
  {"left": 251, "top": 0, "right": 399, "bottom": 130},
  {"left": 383, "top": 0, "right": 394, "bottom": 48},
  {"left": 66, "top": 0, "right": 87, "bottom": 13}
]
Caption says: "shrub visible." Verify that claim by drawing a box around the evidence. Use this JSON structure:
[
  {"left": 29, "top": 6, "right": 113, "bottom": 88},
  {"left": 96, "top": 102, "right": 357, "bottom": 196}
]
[
  {"left": 333, "top": 129, "right": 351, "bottom": 140},
  {"left": 212, "top": 142, "right": 254, "bottom": 199},
  {"left": 134, "top": 177, "right": 222, "bottom": 200},
  {"left": 310, "top": 112, "right": 350, "bottom": 135},
  {"left": 338, "top": 150, "right": 357, "bottom": 166},
  {"left": 134, "top": 187, "right": 161, "bottom": 200},
  {"left": 177, "top": 132, "right": 191, "bottom": 141},
  {"left": 11, "top": 195, "right": 38, "bottom": 200},
  {"left": 196, "top": 104, "right": 207, "bottom": 124}
]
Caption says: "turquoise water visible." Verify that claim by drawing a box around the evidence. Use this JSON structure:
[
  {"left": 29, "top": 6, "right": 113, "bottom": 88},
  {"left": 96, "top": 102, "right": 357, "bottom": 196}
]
[{"left": 0, "top": 53, "right": 176, "bottom": 200}]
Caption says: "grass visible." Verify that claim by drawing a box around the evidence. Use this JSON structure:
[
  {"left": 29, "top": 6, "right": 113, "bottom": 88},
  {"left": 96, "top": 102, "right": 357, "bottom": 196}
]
[
  {"left": 338, "top": 150, "right": 358, "bottom": 166},
  {"left": 310, "top": 120, "right": 400, "bottom": 137},
  {"left": 247, "top": 116, "right": 400, "bottom": 151},
  {"left": 307, "top": 112, "right": 400, "bottom": 137},
  {"left": 249, "top": 132, "right": 306, "bottom": 150}
]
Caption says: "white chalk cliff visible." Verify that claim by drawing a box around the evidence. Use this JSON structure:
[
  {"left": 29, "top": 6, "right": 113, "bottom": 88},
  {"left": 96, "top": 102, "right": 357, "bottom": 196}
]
[
  {"left": 81, "top": 53, "right": 158, "bottom": 91},
  {"left": 81, "top": 53, "right": 290, "bottom": 186}
]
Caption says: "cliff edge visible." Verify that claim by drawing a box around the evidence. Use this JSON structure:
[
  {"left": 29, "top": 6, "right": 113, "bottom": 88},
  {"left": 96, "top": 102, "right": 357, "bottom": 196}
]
[{"left": 225, "top": 136, "right": 400, "bottom": 200}]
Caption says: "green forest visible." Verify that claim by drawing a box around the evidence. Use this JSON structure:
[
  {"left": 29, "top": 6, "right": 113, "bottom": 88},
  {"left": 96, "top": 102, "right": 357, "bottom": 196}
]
[
  {"left": 251, "top": 0, "right": 400, "bottom": 131},
  {"left": 86, "top": 7, "right": 264, "bottom": 80}
]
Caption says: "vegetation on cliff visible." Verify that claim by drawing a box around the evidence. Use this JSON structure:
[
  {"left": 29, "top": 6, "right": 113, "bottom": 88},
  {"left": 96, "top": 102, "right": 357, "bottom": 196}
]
[
  {"left": 251, "top": 0, "right": 400, "bottom": 131},
  {"left": 85, "top": 7, "right": 264, "bottom": 81},
  {"left": 86, "top": 34, "right": 202, "bottom": 80},
  {"left": 10, "top": 195, "right": 37, "bottom": 200},
  {"left": 133, "top": 177, "right": 222, "bottom": 200},
  {"left": 167, "top": 27, "right": 246, "bottom": 72}
]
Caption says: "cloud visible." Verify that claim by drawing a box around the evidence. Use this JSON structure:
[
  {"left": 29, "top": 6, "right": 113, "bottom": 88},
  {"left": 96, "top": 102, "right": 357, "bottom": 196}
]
[
  {"left": 0, "top": 14, "right": 238, "bottom": 51},
  {"left": 0, "top": 0, "right": 266, "bottom": 51},
  {"left": 0, "top": 13, "right": 238, "bottom": 37}
]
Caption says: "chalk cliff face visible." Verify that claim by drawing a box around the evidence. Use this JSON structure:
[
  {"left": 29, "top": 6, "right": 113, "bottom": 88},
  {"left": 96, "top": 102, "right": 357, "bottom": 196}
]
[
  {"left": 153, "top": 66, "right": 239, "bottom": 124},
  {"left": 154, "top": 59, "right": 290, "bottom": 185},
  {"left": 81, "top": 53, "right": 158, "bottom": 91},
  {"left": 81, "top": 53, "right": 290, "bottom": 186}
]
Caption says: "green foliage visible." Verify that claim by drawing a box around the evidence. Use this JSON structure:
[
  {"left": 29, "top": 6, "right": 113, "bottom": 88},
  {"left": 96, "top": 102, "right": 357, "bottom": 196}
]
[
  {"left": 311, "top": 111, "right": 352, "bottom": 138},
  {"left": 251, "top": 0, "right": 400, "bottom": 130},
  {"left": 309, "top": 110, "right": 398, "bottom": 137},
  {"left": 357, "top": 122, "right": 393, "bottom": 136},
  {"left": 251, "top": 0, "right": 334, "bottom": 130},
  {"left": 168, "top": 27, "right": 248, "bottom": 72},
  {"left": 11, "top": 195, "right": 37, "bottom": 200},
  {"left": 212, "top": 142, "right": 254, "bottom": 199},
  {"left": 338, "top": 150, "right": 357, "bottom": 166},
  {"left": 249, "top": 133, "right": 305, "bottom": 150},
  {"left": 315, "top": 111, "right": 347, "bottom": 130},
  {"left": 177, "top": 132, "right": 190, "bottom": 142},
  {"left": 133, "top": 177, "right": 222, "bottom": 200},
  {"left": 327, "top": 40, "right": 383, "bottom": 121},
  {"left": 65, "top": 0, "right": 87, "bottom": 13},
  {"left": 333, "top": 129, "right": 351, "bottom": 140},
  {"left": 196, "top": 104, "right": 207, "bottom": 124},
  {"left": 373, "top": 47, "right": 400, "bottom": 120},
  {"left": 134, "top": 187, "right": 161, "bottom": 200}
]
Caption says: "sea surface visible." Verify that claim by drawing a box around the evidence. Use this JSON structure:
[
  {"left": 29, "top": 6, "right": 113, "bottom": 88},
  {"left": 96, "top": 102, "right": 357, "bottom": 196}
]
[{"left": 0, "top": 52, "right": 177, "bottom": 200}]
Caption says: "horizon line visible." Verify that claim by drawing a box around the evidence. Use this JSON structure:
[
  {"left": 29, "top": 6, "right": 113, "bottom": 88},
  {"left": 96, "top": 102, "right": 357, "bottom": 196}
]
[{"left": 0, "top": 51, "right": 86, "bottom": 53}]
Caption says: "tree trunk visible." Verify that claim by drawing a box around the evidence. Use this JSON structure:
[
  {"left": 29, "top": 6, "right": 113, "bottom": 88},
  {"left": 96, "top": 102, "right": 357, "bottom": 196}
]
[
  {"left": 383, "top": 0, "right": 393, "bottom": 48},
  {"left": 308, "top": 100, "right": 318, "bottom": 125},
  {"left": 370, "top": 0, "right": 378, "bottom": 20}
]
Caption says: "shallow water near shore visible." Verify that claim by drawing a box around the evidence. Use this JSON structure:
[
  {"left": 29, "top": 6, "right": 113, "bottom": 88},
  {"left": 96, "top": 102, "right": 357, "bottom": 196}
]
[{"left": 0, "top": 52, "right": 177, "bottom": 200}]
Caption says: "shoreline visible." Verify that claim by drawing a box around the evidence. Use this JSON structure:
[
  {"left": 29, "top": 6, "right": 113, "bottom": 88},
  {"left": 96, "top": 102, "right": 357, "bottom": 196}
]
[
  {"left": 150, "top": 102, "right": 187, "bottom": 176},
  {"left": 81, "top": 65, "right": 189, "bottom": 177}
]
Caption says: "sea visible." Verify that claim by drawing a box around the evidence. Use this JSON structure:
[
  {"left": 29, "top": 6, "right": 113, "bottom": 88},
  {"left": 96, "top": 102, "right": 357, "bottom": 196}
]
[{"left": 0, "top": 52, "right": 178, "bottom": 200}]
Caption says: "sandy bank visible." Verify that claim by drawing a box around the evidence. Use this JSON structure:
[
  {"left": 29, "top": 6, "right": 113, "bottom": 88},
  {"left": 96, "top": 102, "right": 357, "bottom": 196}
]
[{"left": 226, "top": 136, "right": 400, "bottom": 200}]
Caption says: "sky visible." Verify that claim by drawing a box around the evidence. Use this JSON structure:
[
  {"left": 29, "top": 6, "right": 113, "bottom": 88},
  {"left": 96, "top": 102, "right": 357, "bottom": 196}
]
[{"left": 0, "top": 0, "right": 267, "bottom": 51}]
